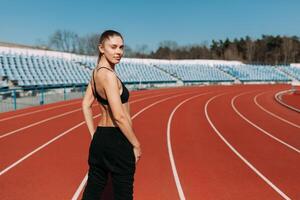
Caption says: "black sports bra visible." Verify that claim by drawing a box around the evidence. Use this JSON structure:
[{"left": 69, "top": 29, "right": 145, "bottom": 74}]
[{"left": 91, "top": 67, "right": 129, "bottom": 105}]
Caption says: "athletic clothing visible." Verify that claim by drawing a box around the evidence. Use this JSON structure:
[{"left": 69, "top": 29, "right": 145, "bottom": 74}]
[
  {"left": 91, "top": 67, "right": 129, "bottom": 105},
  {"left": 82, "top": 126, "right": 136, "bottom": 200},
  {"left": 83, "top": 67, "right": 134, "bottom": 199}
]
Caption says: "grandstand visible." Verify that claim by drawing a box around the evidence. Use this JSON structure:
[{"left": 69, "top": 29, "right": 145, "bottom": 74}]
[
  {"left": 1, "top": 45, "right": 300, "bottom": 112},
  {"left": 75, "top": 58, "right": 177, "bottom": 84},
  {"left": 277, "top": 65, "right": 300, "bottom": 81},
  {"left": 152, "top": 62, "right": 235, "bottom": 83},
  {"left": 214, "top": 64, "right": 292, "bottom": 82},
  {"left": 0, "top": 51, "right": 90, "bottom": 88},
  {"left": 1, "top": 46, "right": 299, "bottom": 90}
]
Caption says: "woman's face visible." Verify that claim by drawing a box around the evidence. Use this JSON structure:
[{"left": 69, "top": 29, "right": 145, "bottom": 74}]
[{"left": 100, "top": 36, "right": 124, "bottom": 64}]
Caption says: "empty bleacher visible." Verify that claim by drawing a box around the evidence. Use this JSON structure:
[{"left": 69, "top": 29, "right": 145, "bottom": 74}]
[
  {"left": 1, "top": 46, "right": 300, "bottom": 91},
  {"left": 0, "top": 52, "right": 90, "bottom": 87},
  {"left": 277, "top": 65, "right": 300, "bottom": 81},
  {"left": 154, "top": 62, "right": 235, "bottom": 82},
  {"left": 215, "top": 64, "right": 292, "bottom": 82},
  {"left": 117, "top": 61, "right": 176, "bottom": 83},
  {"left": 76, "top": 58, "right": 176, "bottom": 84}
]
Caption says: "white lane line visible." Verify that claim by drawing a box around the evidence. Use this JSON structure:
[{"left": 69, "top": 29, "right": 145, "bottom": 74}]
[
  {"left": 72, "top": 175, "right": 88, "bottom": 200},
  {"left": 205, "top": 93, "right": 291, "bottom": 200},
  {"left": 0, "top": 92, "right": 147, "bottom": 122},
  {"left": 0, "top": 120, "right": 89, "bottom": 176},
  {"left": 0, "top": 91, "right": 196, "bottom": 174},
  {"left": 0, "top": 92, "right": 175, "bottom": 139},
  {"left": 71, "top": 91, "right": 201, "bottom": 200},
  {"left": 0, "top": 100, "right": 81, "bottom": 122},
  {"left": 232, "top": 92, "right": 300, "bottom": 154},
  {"left": 0, "top": 107, "right": 83, "bottom": 139},
  {"left": 275, "top": 90, "right": 300, "bottom": 113},
  {"left": 167, "top": 92, "right": 213, "bottom": 200},
  {"left": 254, "top": 92, "right": 300, "bottom": 128},
  {"left": 0, "top": 92, "right": 176, "bottom": 176}
]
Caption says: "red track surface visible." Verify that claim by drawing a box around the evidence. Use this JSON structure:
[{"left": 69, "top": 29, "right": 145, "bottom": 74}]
[
  {"left": 280, "top": 88, "right": 300, "bottom": 110},
  {"left": 0, "top": 84, "right": 299, "bottom": 200}
]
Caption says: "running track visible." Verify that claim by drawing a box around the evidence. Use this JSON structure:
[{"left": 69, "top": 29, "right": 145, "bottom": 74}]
[
  {"left": 279, "top": 90, "right": 300, "bottom": 111},
  {"left": 0, "top": 84, "right": 299, "bottom": 200}
]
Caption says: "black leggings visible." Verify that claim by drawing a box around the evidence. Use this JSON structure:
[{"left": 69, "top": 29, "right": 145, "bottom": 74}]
[{"left": 82, "top": 126, "right": 136, "bottom": 200}]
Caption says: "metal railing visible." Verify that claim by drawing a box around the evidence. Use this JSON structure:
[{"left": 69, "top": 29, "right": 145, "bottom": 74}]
[{"left": 0, "top": 85, "right": 87, "bottom": 113}]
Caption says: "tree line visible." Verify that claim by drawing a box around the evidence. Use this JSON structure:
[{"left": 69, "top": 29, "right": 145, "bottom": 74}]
[{"left": 40, "top": 30, "right": 300, "bottom": 65}]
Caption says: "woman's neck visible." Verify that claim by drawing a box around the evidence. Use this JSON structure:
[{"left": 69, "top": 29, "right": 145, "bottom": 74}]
[{"left": 98, "top": 56, "right": 115, "bottom": 70}]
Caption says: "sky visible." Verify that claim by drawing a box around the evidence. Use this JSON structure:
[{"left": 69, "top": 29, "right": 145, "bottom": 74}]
[{"left": 0, "top": 0, "right": 300, "bottom": 51}]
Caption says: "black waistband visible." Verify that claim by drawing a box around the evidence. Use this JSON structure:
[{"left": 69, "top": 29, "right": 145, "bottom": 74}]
[{"left": 97, "top": 126, "right": 121, "bottom": 130}]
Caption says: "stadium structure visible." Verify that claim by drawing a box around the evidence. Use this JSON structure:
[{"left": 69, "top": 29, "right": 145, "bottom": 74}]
[{"left": 0, "top": 45, "right": 299, "bottom": 112}]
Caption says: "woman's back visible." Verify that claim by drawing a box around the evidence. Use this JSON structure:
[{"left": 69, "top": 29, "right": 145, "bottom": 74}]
[{"left": 92, "top": 67, "right": 130, "bottom": 127}]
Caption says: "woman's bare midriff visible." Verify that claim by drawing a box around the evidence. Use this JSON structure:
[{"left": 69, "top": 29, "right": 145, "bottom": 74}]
[{"left": 97, "top": 103, "right": 129, "bottom": 127}]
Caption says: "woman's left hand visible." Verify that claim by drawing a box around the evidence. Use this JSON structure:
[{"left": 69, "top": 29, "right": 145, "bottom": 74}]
[{"left": 133, "top": 146, "right": 142, "bottom": 163}]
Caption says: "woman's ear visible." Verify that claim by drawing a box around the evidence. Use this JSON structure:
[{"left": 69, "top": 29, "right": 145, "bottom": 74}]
[{"left": 99, "top": 44, "right": 104, "bottom": 54}]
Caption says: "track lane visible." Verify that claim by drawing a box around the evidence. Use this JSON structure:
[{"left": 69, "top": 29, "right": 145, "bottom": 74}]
[
  {"left": 257, "top": 90, "right": 300, "bottom": 125},
  {"left": 0, "top": 89, "right": 170, "bottom": 134},
  {"left": 0, "top": 87, "right": 197, "bottom": 200},
  {"left": 206, "top": 89, "right": 299, "bottom": 199},
  {"left": 0, "top": 88, "right": 159, "bottom": 120},
  {"left": 254, "top": 91, "right": 299, "bottom": 128},
  {"left": 0, "top": 92, "right": 155, "bottom": 138},
  {"left": 71, "top": 89, "right": 202, "bottom": 199},
  {"left": 2, "top": 85, "right": 298, "bottom": 200},
  {"left": 234, "top": 91, "right": 300, "bottom": 149},
  {"left": 166, "top": 91, "right": 216, "bottom": 200},
  {"left": 0, "top": 98, "right": 81, "bottom": 119},
  {"left": 281, "top": 87, "right": 300, "bottom": 110},
  {"left": 170, "top": 87, "right": 285, "bottom": 199},
  {"left": 0, "top": 90, "right": 182, "bottom": 173},
  {"left": 131, "top": 89, "right": 214, "bottom": 200}
]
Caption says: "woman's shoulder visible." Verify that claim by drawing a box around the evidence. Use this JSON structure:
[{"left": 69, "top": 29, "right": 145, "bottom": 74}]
[{"left": 95, "top": 68, "right": 119, "bottom": 85}]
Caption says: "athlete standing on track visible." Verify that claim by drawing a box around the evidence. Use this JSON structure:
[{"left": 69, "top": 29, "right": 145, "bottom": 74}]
[{"left": 81, "top": 30, "right": 141, "bottom": 200}]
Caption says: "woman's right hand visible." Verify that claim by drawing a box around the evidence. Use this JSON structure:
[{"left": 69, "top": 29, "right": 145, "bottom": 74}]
[{"left": 133, "top": 146, "right": 142, "bottom": 163}]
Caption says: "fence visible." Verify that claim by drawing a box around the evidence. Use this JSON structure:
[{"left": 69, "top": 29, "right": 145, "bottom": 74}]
[{"left": 0, "top": 85, "right": 87, "bottom": 113}]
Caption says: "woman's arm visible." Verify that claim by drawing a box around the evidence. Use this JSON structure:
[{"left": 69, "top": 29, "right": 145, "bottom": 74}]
[
  {"left": 124, "top": 103, "right": 132, "bottom": 127},
  {"left": 82, "top": 82, "right": 96, "bottom": 137}
]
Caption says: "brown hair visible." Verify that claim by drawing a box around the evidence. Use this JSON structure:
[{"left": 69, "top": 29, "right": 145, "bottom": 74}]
[{"left": 96, "top": 30, "right": 123, "bottom": 65}]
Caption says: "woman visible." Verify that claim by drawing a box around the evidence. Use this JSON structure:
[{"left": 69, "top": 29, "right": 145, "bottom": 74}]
[{"left": 81, "top": 30, "right": 141, "bottom": 200}]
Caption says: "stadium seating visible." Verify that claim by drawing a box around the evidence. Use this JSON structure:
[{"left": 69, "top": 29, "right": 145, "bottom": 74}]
[
  {"left": 215, "top": 64, "right": 291, "bottom": 82},
  {"left": 277, "top": 65, "right": 300, "bottom": 81},
  {"left": 1, "top": 46, "right": 299, "bottom": 90},
  {"left": 116, "top": 62, "right": 176, "bottom": 83},
  {"left": 0, "top": 52, "right": 90, "bottom": 87},
  {"left": 155, "top": 63, "right": 234, "bottom": 82},
  {"left": 77, "top": 58, "right": 176, "bottom": 83}
]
